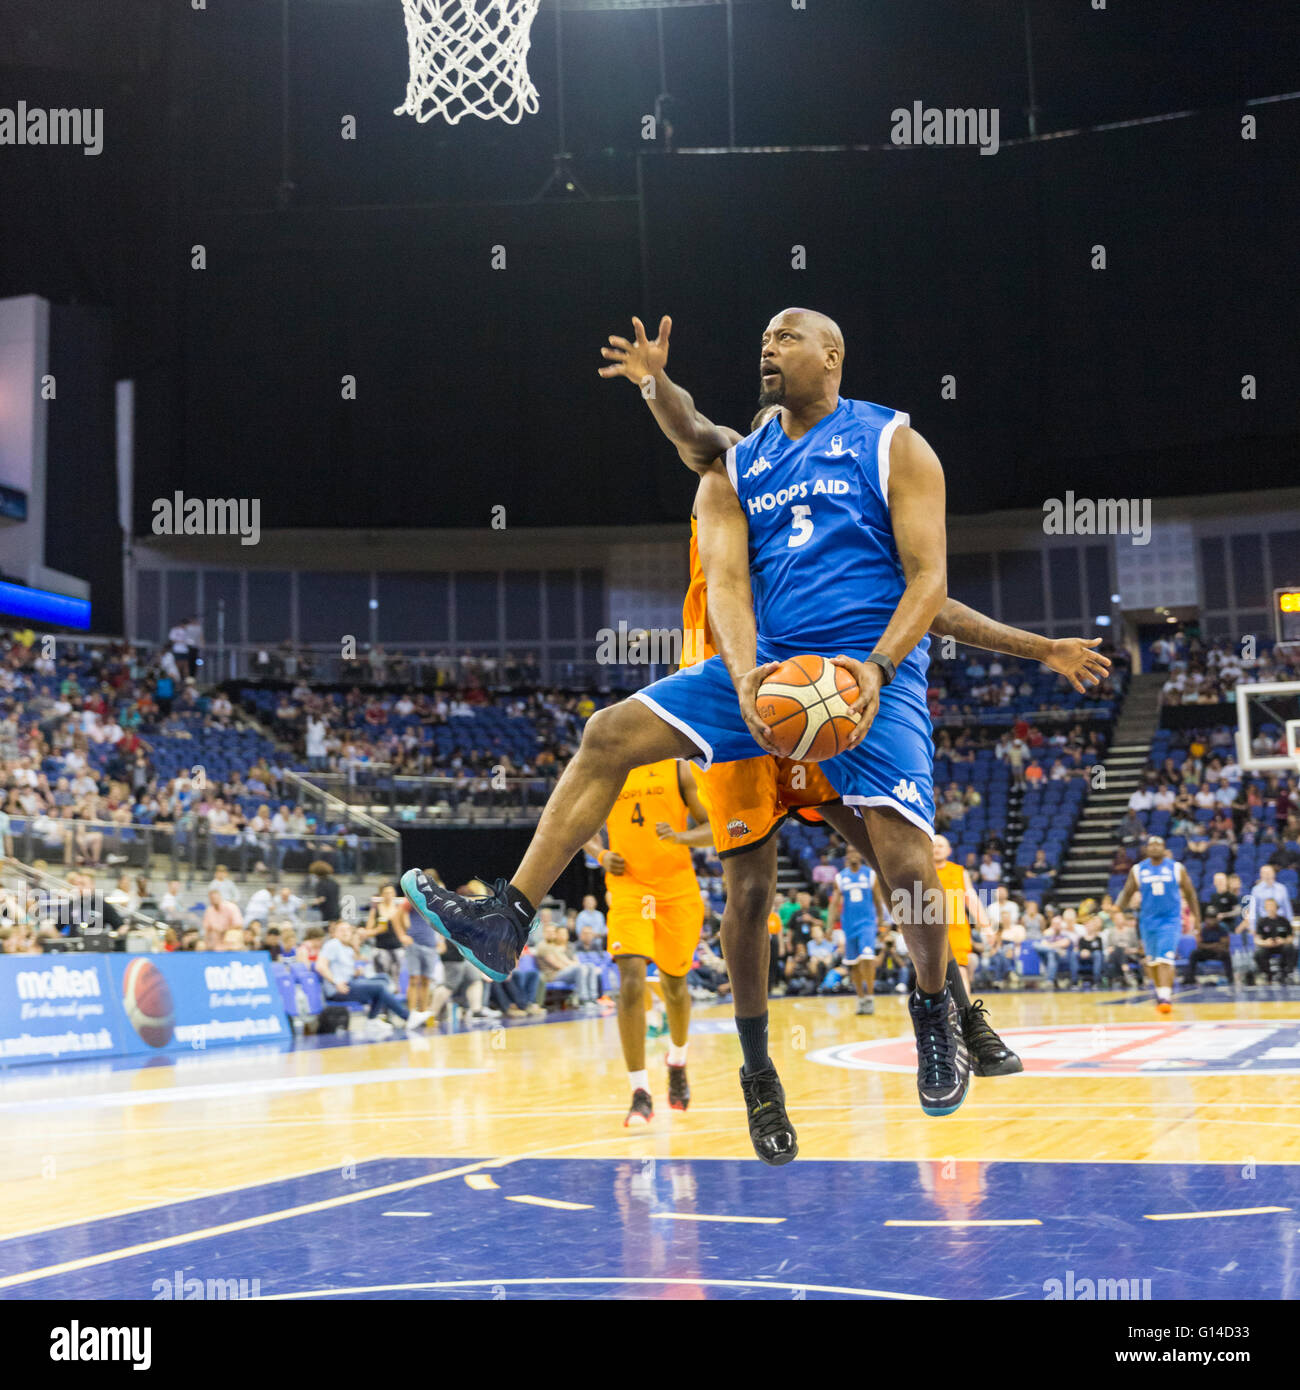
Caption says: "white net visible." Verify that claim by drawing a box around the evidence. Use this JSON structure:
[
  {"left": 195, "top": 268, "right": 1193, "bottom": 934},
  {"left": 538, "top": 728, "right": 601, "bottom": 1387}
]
[{"left": 395, "top": 0, "right": 542, "bottom": 126}]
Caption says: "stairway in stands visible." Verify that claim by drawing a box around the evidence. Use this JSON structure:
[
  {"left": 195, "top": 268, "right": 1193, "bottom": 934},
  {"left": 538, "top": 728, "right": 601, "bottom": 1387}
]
[
  {"left": 776, "top": 845, "right": 809, "bottom": 898},
  {"left": 1058, "top": 670, "right": 1166, "bottom": 905}
]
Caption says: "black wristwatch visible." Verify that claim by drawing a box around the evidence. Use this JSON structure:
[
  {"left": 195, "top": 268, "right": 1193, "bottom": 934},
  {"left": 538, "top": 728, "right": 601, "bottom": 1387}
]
[{"left": 865, "top": 651, "right": 896, "bottom": 686}]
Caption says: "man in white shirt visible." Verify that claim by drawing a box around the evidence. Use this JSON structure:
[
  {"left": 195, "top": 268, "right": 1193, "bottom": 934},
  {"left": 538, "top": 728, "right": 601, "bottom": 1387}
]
[
  {"left": 1152, "top": 785, "right": 1176, "bottom": 810},
  {"left": 207, "top": 865, "right": 241, "bottom": 905},
  {"left": 1127, "top": 787, "right": 1155, "bottom": 813}
]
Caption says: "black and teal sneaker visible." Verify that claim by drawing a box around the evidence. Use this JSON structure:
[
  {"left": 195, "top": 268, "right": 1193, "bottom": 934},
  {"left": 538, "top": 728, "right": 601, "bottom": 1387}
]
[
  {"left": 962, "top": 999, "right": 1023, "bottom": 1077},
  {"left": 399, "top": 868, "right": 532, "bottom": 983},
  {"left": 909, "top": 986, "right": 970, "bottom": 1116},
  {"left": 739, "top": 1062, "right": 798, "bottom": 1166}
]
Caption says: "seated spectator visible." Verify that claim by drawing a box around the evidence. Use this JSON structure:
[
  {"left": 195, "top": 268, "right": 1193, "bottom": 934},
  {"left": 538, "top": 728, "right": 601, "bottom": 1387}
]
[
  {"left": 202, "top": 888, "right": 243, "bottom": 951},
  {"left": 1042, "top": 917, "right": 1075, "bottom": 990},
  {"left": 807, "top": 923, "right": 837, "bottom": 988},
  {"left": 1253, "top": 900, "right": 1297, "bottom": 984},
  {"left": 783, "top": 940, "right": 818, "bottom": 996},
  {"left": 574, "top": 894, "right": 606, "bottom": 944},
  {"left": 534, "top": 923, "right": 600, "bottom": 1010},
  {"left": 316, "top": 920, "right": 430, "bottom": 1035},
  {"left": 1071, "top": 913, "right": 1105, "bottom": 988},
  {"left": 1183, "top": 910, "right": 1233, "bottom": 986},
  {"left": 1103, "top": 911, "right": 1143, "bottom": 987},
  {"left": 689, "top": 937, "right": 730, "bottom": 1000}
]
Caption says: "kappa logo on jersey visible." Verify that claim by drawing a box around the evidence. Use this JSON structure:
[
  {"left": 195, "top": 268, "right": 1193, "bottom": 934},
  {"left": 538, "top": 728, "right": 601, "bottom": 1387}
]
[
  {"left": 742, "top": 456, "right": 772, "bottom": 480},
  {"left": 826, "top": 435, "right": 858, "bottom": 459},
  {"left": 726, "top": 818, "right": 751, "bottom": 837},
  {"left": 891, "top": 778, "right": 924, "bottom": 807},
  {"left": 809, "top": 1020, "right": 1300, "bottom": 1077}
]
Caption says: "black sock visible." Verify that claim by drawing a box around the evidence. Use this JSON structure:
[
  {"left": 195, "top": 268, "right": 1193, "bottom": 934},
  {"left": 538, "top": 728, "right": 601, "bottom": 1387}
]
[
  {"left": 914, "top": 985, "right": 947, "bottom": 1007},
  {"left": 502, "top": 882, "right": 537, "bottom": 941},
  {"left": 945, "top": 958, "right": 971, "bottom": 1011},
  {"left": 736, "top": 1012, "right": 769, "bottom": 1074}
]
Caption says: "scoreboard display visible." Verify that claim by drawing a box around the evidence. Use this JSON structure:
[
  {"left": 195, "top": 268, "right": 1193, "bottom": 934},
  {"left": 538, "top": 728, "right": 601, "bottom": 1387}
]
[{"left": 1277, "top": 586, "right": 1300, "bottom": 643}]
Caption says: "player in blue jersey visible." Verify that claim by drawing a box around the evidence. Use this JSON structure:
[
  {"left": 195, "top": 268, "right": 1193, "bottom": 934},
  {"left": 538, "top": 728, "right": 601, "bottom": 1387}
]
[
  {"left": 829, "top": 846, "right": 888, "bottom": 1014},
  {"left": 401, "top": 306, "right": 1099, "bottom": 1151},
  {"left": 1114, "top": 836, "right": 1200, "bottom": 1013}
]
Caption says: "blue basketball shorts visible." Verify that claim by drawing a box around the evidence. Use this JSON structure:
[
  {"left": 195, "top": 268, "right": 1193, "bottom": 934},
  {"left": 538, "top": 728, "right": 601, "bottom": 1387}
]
[
  {"left": 1139, "top": 916, "right": 1181, "bottom": 964},
  {"left": 631, "top": 654, "right": 935, "bottom": 838},
  {"left": 841, "top": 919, "right": 879, "bottom": 964}
]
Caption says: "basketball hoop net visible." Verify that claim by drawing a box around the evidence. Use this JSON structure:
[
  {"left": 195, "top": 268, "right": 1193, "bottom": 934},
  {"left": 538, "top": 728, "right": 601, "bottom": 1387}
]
[{"left": 395, "top": 0, "right": 542, "bottom": 126}]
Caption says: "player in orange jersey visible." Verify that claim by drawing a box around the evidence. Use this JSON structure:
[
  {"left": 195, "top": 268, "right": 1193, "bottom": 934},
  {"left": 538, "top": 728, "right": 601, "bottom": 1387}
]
[{"left": 583, "top": 758, "right": 714, "bottom": 1126}]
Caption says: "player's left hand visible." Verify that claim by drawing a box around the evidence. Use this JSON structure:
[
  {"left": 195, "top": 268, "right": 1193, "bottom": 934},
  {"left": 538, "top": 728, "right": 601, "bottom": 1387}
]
[
  {"left": 1044, "top": 637, "right": 1110, "bottom": 692},
  {"left": 829, "top": 655, "right": 881, "bottom": 751},
  {"left": 655, "top": 821, "right": 678, "bottom": 842}
]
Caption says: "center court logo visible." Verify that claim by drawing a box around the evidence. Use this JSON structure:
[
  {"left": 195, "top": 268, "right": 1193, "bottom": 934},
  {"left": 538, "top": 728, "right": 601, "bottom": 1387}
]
[{"left": 808, "top": 1020, "right": 1300, "bottom": 1077}]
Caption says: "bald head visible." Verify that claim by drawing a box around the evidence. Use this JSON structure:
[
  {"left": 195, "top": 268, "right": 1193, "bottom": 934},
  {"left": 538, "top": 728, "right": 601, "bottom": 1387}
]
[
  {"left": 758, "top": 308, "right": 845, "bottom": 413},
  {"left": 779, "top": 308, "right": 845, "bottom": 357}
]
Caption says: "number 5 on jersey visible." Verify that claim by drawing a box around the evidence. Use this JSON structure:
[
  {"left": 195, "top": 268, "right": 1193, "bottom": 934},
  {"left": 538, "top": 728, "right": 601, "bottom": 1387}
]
[{"left": 788, "top": 504, "right": 814, "bottom": 548}]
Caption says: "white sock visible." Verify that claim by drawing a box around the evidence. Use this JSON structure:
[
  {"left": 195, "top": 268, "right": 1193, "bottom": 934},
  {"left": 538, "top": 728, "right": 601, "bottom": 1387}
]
[
  {"left": 1156, "top": 985, "right": 1171, "bottom": 1001},
  {"left": 667, "top": 1042, "right": 688, "bottom": 1067},
  {"left": 629, "top": 1069, "right": 649, "bottom": 1093}
]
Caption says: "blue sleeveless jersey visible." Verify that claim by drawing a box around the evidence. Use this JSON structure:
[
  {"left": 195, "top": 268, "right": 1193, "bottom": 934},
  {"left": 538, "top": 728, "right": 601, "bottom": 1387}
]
[
  {"left": 836, "top": 866, "right": 878, "bottom": 932},
  {"left": 1137, "top": 857, "right": 1181, "bottom": 926},
  {"left": 725, "top": 397, "right": 929, "bottom": 714}
]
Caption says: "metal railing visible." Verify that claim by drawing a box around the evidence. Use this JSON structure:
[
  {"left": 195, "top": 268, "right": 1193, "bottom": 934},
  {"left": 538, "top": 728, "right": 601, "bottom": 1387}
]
[
  {"left": 212, "top": 641, "right": 661, "bottom": 691},
  {"left": 3, "top": 813, "right": 399, "bottom": 886},
  {"left": 303, "top": 765, "right": 556, "bottom": 824}
]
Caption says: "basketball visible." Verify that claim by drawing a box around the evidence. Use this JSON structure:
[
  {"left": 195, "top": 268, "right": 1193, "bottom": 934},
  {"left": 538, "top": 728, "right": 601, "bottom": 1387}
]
[
  {"left": 121, "top": 959, "right": 175, "bottom": 1049},
  {"left": 756, "top": 655, "right": 861, "bottom": 762}
]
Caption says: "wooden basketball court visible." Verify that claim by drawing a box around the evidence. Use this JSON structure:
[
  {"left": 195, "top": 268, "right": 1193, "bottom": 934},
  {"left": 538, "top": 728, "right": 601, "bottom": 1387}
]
[{"left": 2, "top": 987, "right": 1297, "bottom": 1300}]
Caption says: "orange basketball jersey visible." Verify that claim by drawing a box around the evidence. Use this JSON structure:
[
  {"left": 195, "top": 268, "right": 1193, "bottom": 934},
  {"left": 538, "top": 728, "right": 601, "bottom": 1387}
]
[
  {"left": 680, "top": 518, "right": 715, "bottom": 670},
  {"left": 936, "top": 858, "right": 973, "bottom": 964},
  {"left": 605, "top": 760, "right": 698, "bottom": 898},
  {"left": 936, "top": 860, "right": 969, "bottom": 926}
]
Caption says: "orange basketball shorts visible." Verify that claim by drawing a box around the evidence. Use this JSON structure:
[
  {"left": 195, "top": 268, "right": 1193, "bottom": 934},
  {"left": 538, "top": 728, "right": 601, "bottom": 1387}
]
[
  {"left": 692, "top": 756, "right": 839, "bottom": 857},
  {"left": 606, "top": 889, "right": 704, "bottom": 978}
]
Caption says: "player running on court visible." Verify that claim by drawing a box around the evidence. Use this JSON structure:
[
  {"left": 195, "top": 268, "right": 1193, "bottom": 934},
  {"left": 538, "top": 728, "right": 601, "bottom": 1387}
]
[
  {"left": 828, "top": 845, "right": 889, "bottom": 1014},
  {"left": 582, "top": 759, "right": 713, "bottom": 1126},
  {"left": 1114, "top": 835, "right": 1200, "bottom": 1014}
]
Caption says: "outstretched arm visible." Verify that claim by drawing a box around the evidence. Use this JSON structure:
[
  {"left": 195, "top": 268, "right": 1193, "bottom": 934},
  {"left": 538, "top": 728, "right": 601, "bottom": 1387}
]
[
  {"left": 929, "top": 600, "right": 1110, "bottom": 693},
  {"left": 598, "top": 315, "right": 739, "bottom": 472}
]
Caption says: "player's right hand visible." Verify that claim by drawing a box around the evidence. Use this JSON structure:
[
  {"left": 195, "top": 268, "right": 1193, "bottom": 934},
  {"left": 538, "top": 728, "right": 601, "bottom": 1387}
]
[
  {"left": 598, "top": 314, "right": 671, "bottom": 386},
  {"left": 735, "top": 662, "right": 782, "bottom": 756},
  {"left": 602, "top": 851, "right": 627, "bottom": 876}
]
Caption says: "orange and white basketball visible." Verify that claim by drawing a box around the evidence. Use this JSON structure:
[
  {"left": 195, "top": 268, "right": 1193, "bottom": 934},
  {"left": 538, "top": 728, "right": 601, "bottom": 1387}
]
[
  {"left": 756, "top": 655, "right": 860, "bottom": 761},
  {"left": 121, "top": 958, "right": 175, "bottom": 1049}
]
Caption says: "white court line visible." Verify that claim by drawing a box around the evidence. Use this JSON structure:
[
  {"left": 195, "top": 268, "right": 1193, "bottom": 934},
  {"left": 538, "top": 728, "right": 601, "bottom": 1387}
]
[
  {"left": 650, "top": 1213, "right": 785, "bottom": 1225},
  {"left": 0, "top": 1066, "right": 490, "bottom": 1115},
  {"left": 258, "top": 1276, "right": 937, "bottom": 1301}
]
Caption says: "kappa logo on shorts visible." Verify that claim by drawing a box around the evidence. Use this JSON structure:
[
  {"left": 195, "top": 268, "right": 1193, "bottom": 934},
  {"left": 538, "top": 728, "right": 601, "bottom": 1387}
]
[
  {"left": 726, "top": 818, "right": 751, "bottom": 837},
  {"left": 808, "top": 1020, "right": 1300, "bottom": 1077},
  {"left": 890, "top": 778, "right": 924, "bottom": 807}
]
